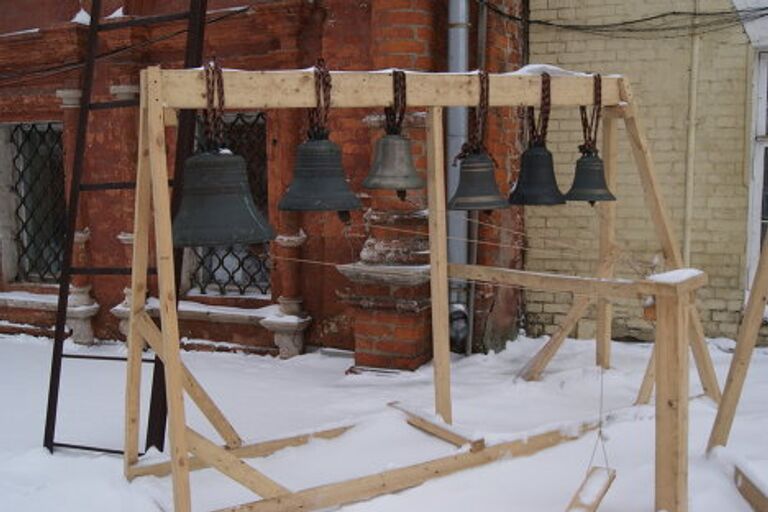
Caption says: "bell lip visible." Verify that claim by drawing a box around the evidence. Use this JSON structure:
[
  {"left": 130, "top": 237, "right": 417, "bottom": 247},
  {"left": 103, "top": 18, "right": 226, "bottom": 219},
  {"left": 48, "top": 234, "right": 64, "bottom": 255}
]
[
  {"left": 362, "top": 176, "right": 426, "bottom": 190},
  {"left": 447, "top": 195, "right": 509, "bottom": 211},
  {"left": 172, "top": 225, "right": 276, "bottom": 248},
  {"left": 563, "top": 189, "right": 617, "bottom": 202},
  {"left": 508, "top": 190, "right": 567, "bottom": 205},
  {"left": 278, "top": 195, "right": 363, "bottom": 212}
]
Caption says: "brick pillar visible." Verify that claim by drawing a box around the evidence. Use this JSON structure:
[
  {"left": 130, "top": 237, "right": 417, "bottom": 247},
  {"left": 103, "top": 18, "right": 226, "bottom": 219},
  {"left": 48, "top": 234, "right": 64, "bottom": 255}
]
[{"left": 336, "top": 0, "right": 441, "bottom": 370}]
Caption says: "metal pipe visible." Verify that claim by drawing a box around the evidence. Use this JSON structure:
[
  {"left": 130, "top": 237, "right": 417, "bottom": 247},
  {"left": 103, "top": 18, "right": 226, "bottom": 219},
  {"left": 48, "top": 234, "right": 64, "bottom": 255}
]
[
  {"left": 465, "top": 1, "right": 488, "bottom": 355},
  {"left": 683, "top": 0, "right": 700, "bottom": 266},
  {"left": 447, "top": 0, "right": 469, "bottom": 308}
]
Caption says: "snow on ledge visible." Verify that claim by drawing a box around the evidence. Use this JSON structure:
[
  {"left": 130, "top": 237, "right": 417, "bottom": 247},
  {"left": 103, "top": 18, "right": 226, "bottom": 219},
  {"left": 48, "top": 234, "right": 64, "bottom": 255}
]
[
  {"left": 647, "top": 268, "right": 704, "bottom": 284},
  {"left": 111, "top": 297, "right": 281, "bottom": 325},
  {"left": 71, "top": 8, "right": 91, "bottom": 25}
]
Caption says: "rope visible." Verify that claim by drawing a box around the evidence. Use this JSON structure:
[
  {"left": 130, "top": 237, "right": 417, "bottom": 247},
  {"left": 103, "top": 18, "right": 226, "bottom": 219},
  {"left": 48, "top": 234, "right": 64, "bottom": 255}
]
[
  {"left": 203, "top": 57, "right": 225, "bottom": 151},
  {"left": 384, "top": 70, "right": 407, "bottom": 135},
  {"left": 454, "top": 70, "right": 491, "bottom": 164},
  {"left": 527, "top": 73, "right": 551, "bottom": 148},
  {"left": 579, "top": 74, "right": 602, "bottom": 155},
  {"left": 308, "top": 58, "right": 332, "bottom": 140}
]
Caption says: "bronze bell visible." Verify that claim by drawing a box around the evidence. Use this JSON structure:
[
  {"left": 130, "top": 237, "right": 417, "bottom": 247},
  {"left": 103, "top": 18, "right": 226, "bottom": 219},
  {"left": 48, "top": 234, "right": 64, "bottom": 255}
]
[
  {"left": 173, "top": 151, "right": 275, "bottom": 247},
  {"left": 279, "top": 138, "right": 361, "bottom": 217},
  {"left": 447, "top": 151, "right": 508, "bottom": 210},
  {"left": 564, "top": 151, "right": 616, "bottom": 203},
  {"left": 509, "top": 145, "right": 565, "bottom": 205},
  {"left": 363, "top": 134, "right": 425, "bottom": 198}
]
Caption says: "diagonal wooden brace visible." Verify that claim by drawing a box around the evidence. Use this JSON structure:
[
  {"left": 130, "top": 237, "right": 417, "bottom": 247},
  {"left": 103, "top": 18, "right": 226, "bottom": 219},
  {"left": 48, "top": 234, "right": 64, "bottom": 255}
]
[{"left": 134, "top": 312, "right": 243, "bottom": 448}]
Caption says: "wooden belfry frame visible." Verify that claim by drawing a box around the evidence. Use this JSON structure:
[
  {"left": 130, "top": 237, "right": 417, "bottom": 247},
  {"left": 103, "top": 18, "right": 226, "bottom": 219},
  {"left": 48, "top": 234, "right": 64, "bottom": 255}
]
[{"left": 125, "top": 65, "right": 712, "bottom": 512}]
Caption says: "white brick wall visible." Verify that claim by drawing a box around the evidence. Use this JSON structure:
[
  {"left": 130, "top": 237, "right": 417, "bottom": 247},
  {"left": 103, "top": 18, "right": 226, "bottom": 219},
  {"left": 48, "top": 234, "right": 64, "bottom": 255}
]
[{"left": 526, "top": 0, "right": 754, "bottom": 341}]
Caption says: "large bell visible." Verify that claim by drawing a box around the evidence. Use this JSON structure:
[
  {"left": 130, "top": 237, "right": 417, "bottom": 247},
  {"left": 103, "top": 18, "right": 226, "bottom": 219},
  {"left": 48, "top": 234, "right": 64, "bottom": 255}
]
[
  {"left": 173, "top": 151, "right": 275, "bottom": 247},
  {"left": 564, "top": 151, "right": 616, "bottom": 203},
  {"left": 363, "top": 134, "right": 425, "bottom": 196},
  {"left": 447, "top": 151, "right": 508, "bottom": 210},
  {"left": 279, "top": 138, "right": 362, "bottom": 214},
  {"left": 509, "top": 145, "right": 565, "bottom": 205}
]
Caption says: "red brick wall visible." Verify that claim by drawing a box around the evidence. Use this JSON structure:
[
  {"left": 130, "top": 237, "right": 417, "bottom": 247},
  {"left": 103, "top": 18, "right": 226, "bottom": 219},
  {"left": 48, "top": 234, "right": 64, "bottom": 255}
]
[{"left": 0, "top": 0, "right": 524, "bottom": 356}]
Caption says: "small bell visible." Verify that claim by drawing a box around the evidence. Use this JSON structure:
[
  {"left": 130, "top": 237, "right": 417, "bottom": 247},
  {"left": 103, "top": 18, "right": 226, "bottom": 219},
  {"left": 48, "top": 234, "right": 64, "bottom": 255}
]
[
  {"left": 279, "top": 138, "right": 362, "bottom": 217},
  {"left": 447, "top": 151, "right": 508, "bottom": 211},
  {"left": 509, "top": 145, "right": 565, "bottom": 206},
  {"left": 564, "top": 151, "right": 616, "bottom": 204},
  {"left": 173, "top": 151, "right": 275, "bottom": 247},
  {"left": 363, "top": 134, "right": 424, "bottom": 199}
]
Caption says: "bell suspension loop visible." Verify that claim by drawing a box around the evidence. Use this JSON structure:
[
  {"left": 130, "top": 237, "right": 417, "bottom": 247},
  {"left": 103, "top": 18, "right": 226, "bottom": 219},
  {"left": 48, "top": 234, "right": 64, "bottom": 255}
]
[
  {"left": 278, "top": 58, "right": 361, "bottom": 223},
  {"left": 363, "top": 69, "right": 425, "bottom": 201},
  {"left": 565, "top": 74, "right": 616, "bottom": 204},
  {"left": 509, "top": 72, "right": 566, "bottom": 206},
  {"left": 172, "top": 58, "right": 275, "bottom": 249},
  {"left": 447, "top": 70, "right": 507, "bottom": 211}
]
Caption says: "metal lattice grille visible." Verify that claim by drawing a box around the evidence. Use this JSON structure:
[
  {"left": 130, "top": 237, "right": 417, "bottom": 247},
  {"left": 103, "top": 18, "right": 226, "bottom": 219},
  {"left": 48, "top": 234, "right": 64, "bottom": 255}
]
[
  {"left": 187, "top": 113, "right": 271, "bottom": 296},
  {"left": 10, "top": 123, "right": 66, "bottom": 283}
]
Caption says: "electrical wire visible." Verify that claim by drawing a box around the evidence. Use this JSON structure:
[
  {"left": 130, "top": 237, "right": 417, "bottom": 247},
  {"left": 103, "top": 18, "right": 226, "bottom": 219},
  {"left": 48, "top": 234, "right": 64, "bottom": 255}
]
[
  {"left": 478, "top": 0, "right": 768, "bottom": 39},
  {"left": 0, "top": 7, "right": 248, "bottom": 89}
]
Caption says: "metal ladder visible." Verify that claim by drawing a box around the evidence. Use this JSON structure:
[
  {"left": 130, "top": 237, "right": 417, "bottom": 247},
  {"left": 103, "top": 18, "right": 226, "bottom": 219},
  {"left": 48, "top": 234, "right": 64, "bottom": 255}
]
[{"left": 42, "top": 0, "right": 216, "bottom": 455}]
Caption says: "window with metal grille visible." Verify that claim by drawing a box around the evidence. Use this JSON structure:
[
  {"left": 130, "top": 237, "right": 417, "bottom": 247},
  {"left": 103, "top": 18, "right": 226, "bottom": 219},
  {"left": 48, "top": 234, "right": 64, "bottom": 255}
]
[
  {"left": 10, "top": 123, "right": 66, "bottom": 283},
  {"left": 186, "top": 113, "right": 271, "bottom": 297}
]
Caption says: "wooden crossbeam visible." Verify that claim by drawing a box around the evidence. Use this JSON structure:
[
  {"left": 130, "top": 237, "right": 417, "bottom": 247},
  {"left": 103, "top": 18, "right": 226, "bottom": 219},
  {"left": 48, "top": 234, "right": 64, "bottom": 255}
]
[
  {"left": 134, "top": 312, "right": 242, "bottom": 448},
  {"left": 565, "top": 467, "right": 616, "bottom": 512},
  {"left": 448, "top": 263, "right": 703, "bottom": 300},
  {"left": 186, "top": 428, "right": 289, "bottom": 498},
  {"left": 388, "top": 402, "right": 485, "bottom": 452},
  {"left": 214, "top": 422, "right": 597, "bottom": 512},
  {"left": 159, "top": 70, "right": 622, "bottom": 110},
  {"left": 518, "top": 250, "right": 619, "bottom": 382},
  {"left": 128, "top": 425, "right": 351, "bottom": 480}
]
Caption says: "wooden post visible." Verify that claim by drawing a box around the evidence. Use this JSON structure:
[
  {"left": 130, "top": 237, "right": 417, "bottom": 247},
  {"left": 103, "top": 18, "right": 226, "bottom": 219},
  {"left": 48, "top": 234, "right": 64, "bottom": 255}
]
[
  {"left": 596, "top": 109, "right": 618, "bottom": 369},
  {"left": 145, "top": 66, "right": 192, "bottom": 512},
  {"left": 426, "top": 106, "right": 452, "bottom": 424},
  {"left": 123, "top": 73, "right": 151, "bottom": 476},
  {"left": 708, "top": 233, "right": 768, "bottom": 450},
  {"left": 655, "top": 291, "right": 690, "bottom": 512},
  {"left": 620, "top": 80, "right": 721, "bottom": 403}
]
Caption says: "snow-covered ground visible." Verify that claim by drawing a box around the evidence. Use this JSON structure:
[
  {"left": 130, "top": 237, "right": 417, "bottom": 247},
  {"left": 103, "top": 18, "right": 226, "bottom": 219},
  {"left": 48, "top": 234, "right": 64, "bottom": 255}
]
[{"left": 0, "top": 333, "right": 766, "bottom": 511}]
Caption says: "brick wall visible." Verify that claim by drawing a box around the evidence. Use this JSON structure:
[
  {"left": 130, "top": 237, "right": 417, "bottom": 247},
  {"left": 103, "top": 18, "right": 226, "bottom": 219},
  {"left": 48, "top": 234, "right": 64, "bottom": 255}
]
[{"left": 526, "top": 0, "right": 754, "bottom": 341}]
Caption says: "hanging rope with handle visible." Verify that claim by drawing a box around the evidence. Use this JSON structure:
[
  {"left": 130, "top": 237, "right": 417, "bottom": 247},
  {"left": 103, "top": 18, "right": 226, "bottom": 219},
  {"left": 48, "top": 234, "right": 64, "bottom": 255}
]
[
  {"left": 203, "top": 57, "right": 225, "bottom": 152},
  {"left": 579, "top": 74, "right": 602, "bottom": 155},
  {"left": 384, "top": 70, "right": 407, "bottom": 135},
  {"left": 527, "top": 72, "right": 551, "bottom": 148},
  {"left": 454, "top": 70, "right": 491, "bottom": 164},
  {"left": 308, "top": 58, "right": 332, "bottom": 140}
]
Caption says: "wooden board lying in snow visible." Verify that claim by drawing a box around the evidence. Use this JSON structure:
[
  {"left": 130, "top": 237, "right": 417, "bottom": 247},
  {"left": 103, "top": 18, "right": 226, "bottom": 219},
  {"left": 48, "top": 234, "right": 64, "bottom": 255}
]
[{"left": 735, "top": 465, "right": 768, "bottom": 512}]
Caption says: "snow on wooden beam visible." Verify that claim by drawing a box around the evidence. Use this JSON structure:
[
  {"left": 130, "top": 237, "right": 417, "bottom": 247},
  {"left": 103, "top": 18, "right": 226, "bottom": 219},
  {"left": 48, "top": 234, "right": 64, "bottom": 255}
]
[{"left": 157, "top": 68, "right": 623, "bottom": 109}]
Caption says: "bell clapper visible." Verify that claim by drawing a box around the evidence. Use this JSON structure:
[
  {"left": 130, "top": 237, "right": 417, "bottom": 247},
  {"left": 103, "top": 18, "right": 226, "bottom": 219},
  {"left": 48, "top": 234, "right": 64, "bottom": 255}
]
[
  {"left": 397, "top": 189, "right": 407, "bottom": 201},
  {"left": 337, "top": 210, "right": 351, "bottom": 224}
]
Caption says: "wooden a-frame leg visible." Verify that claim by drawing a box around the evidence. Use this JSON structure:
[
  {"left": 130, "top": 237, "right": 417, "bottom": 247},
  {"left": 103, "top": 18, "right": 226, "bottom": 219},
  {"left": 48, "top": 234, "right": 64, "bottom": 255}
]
[
  {"left": 426, "top": 107, "right": 452, "bottom": 424},
  {"left": 635, "top": 343, "right": 656, "bottom": 405},
  {"left": 620, "top": 79, "right": 721, "bottom": 404},
  {"left": 124, "top": 74, "right": 151, "bottom": 476},
  {"left": 708, "top": 233, "right": 768, "bottom": 450},
  {"left": 596, "top": 110, "right": 618, "bottom": 369},
  {"left": 145, "top": 66, "right": 191, "bottom": 512},
  {"left": 655, "top": 291, "right": 690, "bottom": 512},
  {"left": 518, "top": 250, "right": 619, "bottom": 382}
]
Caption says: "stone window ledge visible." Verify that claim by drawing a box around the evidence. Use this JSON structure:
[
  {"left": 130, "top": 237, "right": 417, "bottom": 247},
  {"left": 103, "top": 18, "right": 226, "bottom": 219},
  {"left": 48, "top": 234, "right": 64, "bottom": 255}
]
[
  {"left": 0, "top": 290, "right": 98, "bottom": 319},
  {"left": 110, "top": 298, "right": 283, "bottom": 326}
]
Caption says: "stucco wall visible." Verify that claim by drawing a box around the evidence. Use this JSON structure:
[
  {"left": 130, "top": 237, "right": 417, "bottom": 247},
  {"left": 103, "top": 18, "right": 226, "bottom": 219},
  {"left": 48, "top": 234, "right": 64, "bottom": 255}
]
[{"left": 526, "top": 0, "right": 753, "bottom": 341}]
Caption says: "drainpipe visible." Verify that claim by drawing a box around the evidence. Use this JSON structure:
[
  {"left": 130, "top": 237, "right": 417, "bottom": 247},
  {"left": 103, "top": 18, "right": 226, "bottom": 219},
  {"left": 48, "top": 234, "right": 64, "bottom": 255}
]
[
  {"left": 447, "top": 0, "right": 469, "bottom": 312},
  {"left": 465, "top": 1, "right": 488, "bottom": 354},
  {"left": 683, "top": 0, "right": 700, "bottom": 265}
]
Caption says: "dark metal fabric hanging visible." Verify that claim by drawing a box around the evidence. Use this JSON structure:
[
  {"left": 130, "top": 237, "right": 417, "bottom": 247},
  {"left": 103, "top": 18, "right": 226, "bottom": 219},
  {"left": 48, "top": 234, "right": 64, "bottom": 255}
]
[
  {"left": 447, "top": 70, "right": 507, "bottom": 211},
  {"left": 278, "top": 59, "right": 361, "bottom": 221},
  {"left": 564, "top": 74, "right": 616, "bottom": 204},
  {"left": 172, "top": 58, "right": 275, "bottom": 247},
  {"left": 363, "top": 70, "right": 424, "bottom": 200},
  {"left": 509, "top": 72, "right": 566, "bottom": 206}
]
